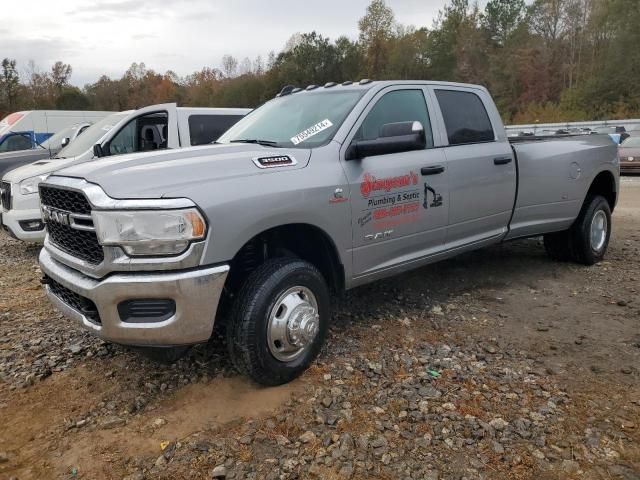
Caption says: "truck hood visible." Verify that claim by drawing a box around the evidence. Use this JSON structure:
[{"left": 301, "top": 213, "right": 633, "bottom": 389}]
[
  {"left": 3, "top": 156, "right": 79, "bottom": 183},
  {"left": 0, "top": 148, "right": 52, "bottom": 163},
  {"left": 55, "top": 144, "right": 312, "bottom": 199}
]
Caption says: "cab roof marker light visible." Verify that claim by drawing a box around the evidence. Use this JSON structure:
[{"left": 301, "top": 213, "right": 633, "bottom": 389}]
[
  {"left": 324, "top": 82, "right": 337, "bottom": 88},
  {"left": 277, "top": 85, "right": 297, "bottom": 98},
  {"left": 342, "top": 81, "right": 353, "bottom": 86},
  {"left": 359, "top": 79, "right": 373, "bottom": 85},
  {"left": 306, "top": 85, "right": 319, "bottom": 91},
  {"left": 292, "top": 87, "right": 303, "bottom": 93}
]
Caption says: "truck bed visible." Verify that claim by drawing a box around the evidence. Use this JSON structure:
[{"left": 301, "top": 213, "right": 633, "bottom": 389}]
[{"left": 506, "top": 134, "right": 618, "bottom": 239}]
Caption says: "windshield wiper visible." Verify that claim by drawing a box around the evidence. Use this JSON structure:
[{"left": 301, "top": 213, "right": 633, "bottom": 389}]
[{"left": 230, "top": 139, "right": 281, "bottom": 147}]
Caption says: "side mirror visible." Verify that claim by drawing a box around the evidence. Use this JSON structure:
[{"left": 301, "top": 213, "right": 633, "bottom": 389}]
[
  {"left": 346, "top": 121, "right": 426, "bottom": 160},
  {"left": 93, "top": 143, "right": 105, "bottom": 158},
  {"left": 61, "top": 137, "right": 70, "bottom": 148}
]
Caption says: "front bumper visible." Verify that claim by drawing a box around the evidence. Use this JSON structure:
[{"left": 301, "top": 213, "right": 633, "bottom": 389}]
[
  {"left": 1, "top": 207, "right": 45, "bottom": 242},
  {"left": 39, "top": 248, "right": 229, "bottom": 346}
]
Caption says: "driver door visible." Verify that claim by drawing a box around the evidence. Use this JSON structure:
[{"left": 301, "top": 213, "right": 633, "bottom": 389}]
[
  {"left": 100, "top": 103, "right": 179, "bottom": 157},
  {"left": 341, "top": 87, "right": 449, "bottom": 280}
]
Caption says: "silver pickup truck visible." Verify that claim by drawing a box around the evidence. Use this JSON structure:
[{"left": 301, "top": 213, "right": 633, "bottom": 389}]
[{"left": 37, "top": 80, "right": 619, "bottom": 385}]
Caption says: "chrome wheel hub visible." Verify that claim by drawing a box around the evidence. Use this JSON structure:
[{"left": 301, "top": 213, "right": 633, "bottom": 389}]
[
  {"left": 590, "top": 210, "right": 608, "bottom": 252},
  {"left": 267, "top": 286, "right": 319, "bottom": 362}
]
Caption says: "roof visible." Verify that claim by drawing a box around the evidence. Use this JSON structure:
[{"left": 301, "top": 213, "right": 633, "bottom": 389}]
[{"left": 276, "top": 79, "right": 487, "bottom": 97}]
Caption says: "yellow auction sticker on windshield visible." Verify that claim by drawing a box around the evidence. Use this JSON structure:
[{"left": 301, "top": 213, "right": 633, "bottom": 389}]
[{"left": 291, "top": 119, "right": 333, "bottom": 145}]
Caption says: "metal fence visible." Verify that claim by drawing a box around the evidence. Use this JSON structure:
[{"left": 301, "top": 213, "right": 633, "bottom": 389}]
[{"left": 505, "top": 119, "right": 640, "bottom": 134}]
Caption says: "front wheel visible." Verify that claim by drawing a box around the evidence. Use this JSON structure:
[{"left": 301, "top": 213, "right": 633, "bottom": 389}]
[{"left": 226, "top": 258, "right": 330, "bottom": 386}]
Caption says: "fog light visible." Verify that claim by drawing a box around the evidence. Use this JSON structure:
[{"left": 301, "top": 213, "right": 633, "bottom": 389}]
[
  {"left": 19, "top": 219, "right": 45, "bottom": 232},
  {"left": 117, "top": 299, "right": 176, "bottom": 323}
]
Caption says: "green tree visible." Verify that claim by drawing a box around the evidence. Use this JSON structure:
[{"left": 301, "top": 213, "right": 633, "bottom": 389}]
[
  {"left": 334, "top": 36, "right": 364, "bottom": 80},
  {"left": 426, "top": 0, "right": 470, "bottom": 80},
  {"left": 51, "top": 61, "right": 73, "bottom": 92},
  {"left": 56, "top": 87, "right": 90, "bottom": 109},
  {"left": 358, "top": 0, "right": 395, "bottom": 77},
  {"left": 272, "top": 32, "right": 341, "bottom": 86},
  {"left": 1, "top": 58, "right": 20, "bottom": 110},
  {"left": 482, "top": 0, "right": 526, "bottom": 45}
]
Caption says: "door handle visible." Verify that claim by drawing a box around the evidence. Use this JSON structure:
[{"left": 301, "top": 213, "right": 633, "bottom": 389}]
[
  {"left": 494, "top": 156, "right": 513, "bottom": 165},
  {"left": 421, "top": 165, "right": 445, "bottom": 175}
]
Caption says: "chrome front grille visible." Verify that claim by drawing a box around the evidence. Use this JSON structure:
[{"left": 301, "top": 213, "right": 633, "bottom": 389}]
[
  {"left": 39, "top": 186, "right": 92, "bottom": 214},
  {"left": 0, "top": 182, "right": 11, "bottom": 211},
  {"left": 39, "top": 185, "right": 104, "bottom": 265}
]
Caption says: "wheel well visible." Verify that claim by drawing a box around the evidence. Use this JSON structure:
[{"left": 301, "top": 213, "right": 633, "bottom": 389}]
[
  {"left": 587, "top": 171, "right": 616, "bottom": 212},
  {"left": 225, "top": 224, "right": 345, "bottom": 297}
]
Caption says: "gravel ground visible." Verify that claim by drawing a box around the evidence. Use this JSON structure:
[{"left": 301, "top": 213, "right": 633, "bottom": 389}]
[{"left": 1, "top": 178, "right": 639, "bottom": 480}]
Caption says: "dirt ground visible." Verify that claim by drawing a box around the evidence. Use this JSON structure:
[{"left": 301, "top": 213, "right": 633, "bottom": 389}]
[{"left": 0, "top": 177, "right": 638, "bottom": 480}]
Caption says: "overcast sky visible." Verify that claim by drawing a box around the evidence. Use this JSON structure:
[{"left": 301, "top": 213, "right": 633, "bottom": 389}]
[{"left": 2, "top": 0, "right": 486, "bottom": 86}]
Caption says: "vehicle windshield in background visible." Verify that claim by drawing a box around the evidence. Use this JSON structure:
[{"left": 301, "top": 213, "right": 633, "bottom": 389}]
[
  {"left": 592, "top": 126, "right": 623, "bottom": 134},
  {"left": 621, "top": 136, "right": 640, "bottom": 147},
  {"left": 56, "top": 112, "right": 128, "bottom": 158},
  {"left": 0, "top": 133, "right": 32, "bottom": 152},
  {"left": 41, "top": 125, "right": 79, "bottom": 150},
  {"left": 217, "top": 90, "right": 365, "bottom": 149}
]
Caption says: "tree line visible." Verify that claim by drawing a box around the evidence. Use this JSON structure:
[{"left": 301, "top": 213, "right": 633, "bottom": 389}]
[{"left": 1, "top": 0, "right": 639, "bottom": 124}]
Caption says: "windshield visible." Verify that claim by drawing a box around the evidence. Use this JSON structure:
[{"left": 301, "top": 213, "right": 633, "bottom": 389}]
[
  {"left": 0, "top": 133, "right": 32, "bottom": 152},
  {"left": 217, "top": 90, "right": 365, "bottom": 148},
  {"left": 56, "top": 112, "right": 128, "bottom": 158},
  {"left": 621, "top": 136, "right": 640, "bottom": 147},
  {"left": 41, "top": 125, "right": 80, "bottom": 150}
]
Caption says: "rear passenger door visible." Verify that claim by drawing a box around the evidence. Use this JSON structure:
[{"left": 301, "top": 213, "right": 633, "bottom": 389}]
[
  {"left": 342, "top": 87, "right": 449, "bottom": 279},
  {"left": 432, "top": 88, "right": 516, "bottom": 247}
]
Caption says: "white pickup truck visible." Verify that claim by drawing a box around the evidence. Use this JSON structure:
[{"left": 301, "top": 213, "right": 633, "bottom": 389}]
[{"left": 1, "top": 103, "right": 249, "bottom": 241}]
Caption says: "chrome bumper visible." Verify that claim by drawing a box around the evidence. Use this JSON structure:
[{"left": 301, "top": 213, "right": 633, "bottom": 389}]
[{"left": 39, "top": 248, "right": 229, "bottom": 346}]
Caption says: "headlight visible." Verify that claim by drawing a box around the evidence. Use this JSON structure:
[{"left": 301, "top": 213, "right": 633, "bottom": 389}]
[
  {"left": 92, "top": 208, "right": 206, "bottom": 256},
  {"left": 20, "top": 174, "right": 50, "bottom": 195}
]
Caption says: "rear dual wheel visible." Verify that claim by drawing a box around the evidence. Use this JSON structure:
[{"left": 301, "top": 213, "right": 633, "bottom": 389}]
[{"left": 544, "top": 195, "right": 611, "bottom": 265}]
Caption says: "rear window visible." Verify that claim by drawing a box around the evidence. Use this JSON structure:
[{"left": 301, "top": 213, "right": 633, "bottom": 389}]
[
  {"left": 435, "top": 90, "right": 495, "bottom": 145},
  {"left": 189, "top": 115, "right": 244, "bottom": 146}
]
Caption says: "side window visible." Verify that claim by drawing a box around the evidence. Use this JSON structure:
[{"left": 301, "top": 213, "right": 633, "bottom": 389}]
[
  {"left": 353, "top": 89, "right": 433, "bottom": 147},
  {"left": 188, "top": 115, "right": 244, "bottom": 146},
  {"left": 0, "top": 133, "right": 32, "bottom": 152},
  {"left": 109, "top": 121, "right": 136, "bottom": 155},
  {"left": 435, "top": 90, "right": 495, "bottom": 145},
  {"left": 108, "top": 112, "right": 168, "bottom": 156}
]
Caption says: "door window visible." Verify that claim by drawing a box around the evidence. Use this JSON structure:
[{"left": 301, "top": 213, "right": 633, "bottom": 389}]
[
  {"left": 108, "top": 112, "right": 168, "bottom": 156},
  {"left": 435, "top": 90, "right": 495, "bottom": 145},
  {"left": 353, "top": 89, "right": 433, "bottom": 147},
  {"left": 0, "top": 133, "right": 32, "bottom": 152}
]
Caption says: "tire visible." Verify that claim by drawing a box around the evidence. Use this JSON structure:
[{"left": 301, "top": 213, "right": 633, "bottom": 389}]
[
  {"left": 133, "top": 346, "right": 191, "bottom": 364},
  {"left": 567, "top": 195, "right": 612, "bottom": 265},
  {"left": 543, "top": 230, "right": 572, "bottom": 261},
  {"left": 227, "top": 257, "right": 330, "bottom": 386}
]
